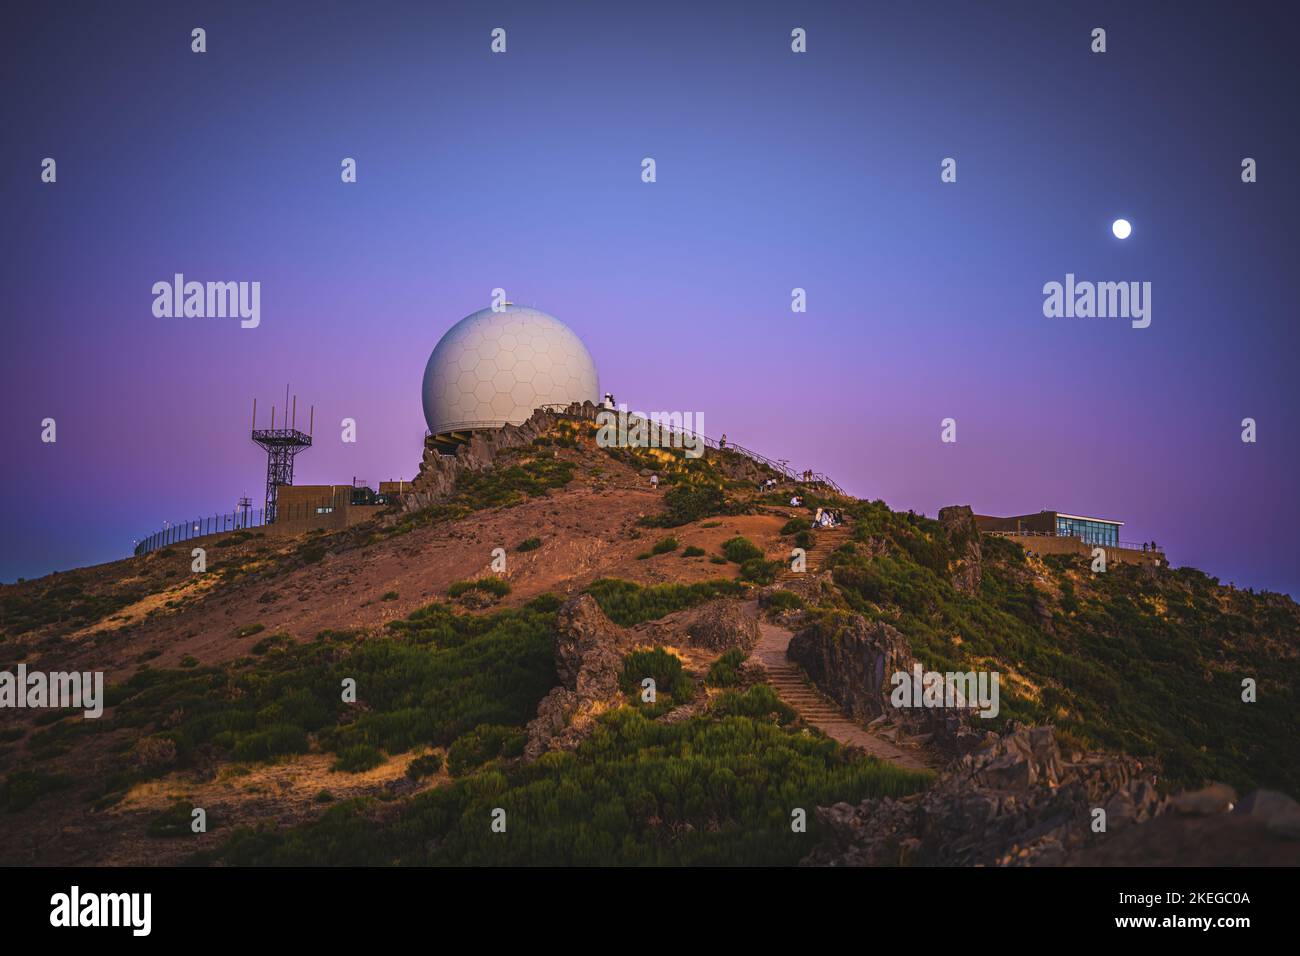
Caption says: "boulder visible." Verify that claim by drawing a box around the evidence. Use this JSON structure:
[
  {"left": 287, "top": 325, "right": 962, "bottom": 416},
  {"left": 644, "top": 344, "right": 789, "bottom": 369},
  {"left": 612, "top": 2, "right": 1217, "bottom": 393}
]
[
  {"left": 683, "top": 599, "right": 760, "bottom": 652},
  {"left": 1170, "top": 782, "right": 1237, "bottom": 816},
  {"left": 1234, "top": 789, "right": 1300, "bottom": 839}
]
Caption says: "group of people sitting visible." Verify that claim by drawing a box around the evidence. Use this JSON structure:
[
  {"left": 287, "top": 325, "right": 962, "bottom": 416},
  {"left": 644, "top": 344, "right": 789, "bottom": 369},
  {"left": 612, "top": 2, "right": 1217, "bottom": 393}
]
[{"left": 811, "top": 507, "right": 843, "bottom": 529}]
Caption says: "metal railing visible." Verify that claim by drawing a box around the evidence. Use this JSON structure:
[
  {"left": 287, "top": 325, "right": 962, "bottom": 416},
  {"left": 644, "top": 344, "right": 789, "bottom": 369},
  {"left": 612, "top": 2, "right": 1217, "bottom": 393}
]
[
  {"left": 425, "top": 403, "right": 848, "bottom": 496},
  {"left": 134, "top": 508, "right": 268, "bottom": 556},
  {"left": 131, "top": 499, "right": 390, "bottom": 556},
  {"left": 983, "top": 530, "right": 1163, "bottom": 553}
]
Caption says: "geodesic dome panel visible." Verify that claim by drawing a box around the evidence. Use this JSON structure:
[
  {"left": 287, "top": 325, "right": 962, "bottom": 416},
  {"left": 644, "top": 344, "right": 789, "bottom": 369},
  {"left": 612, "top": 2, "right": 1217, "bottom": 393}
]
[{"left": 421, "top": 305, "right": 599, "bottom": 434}]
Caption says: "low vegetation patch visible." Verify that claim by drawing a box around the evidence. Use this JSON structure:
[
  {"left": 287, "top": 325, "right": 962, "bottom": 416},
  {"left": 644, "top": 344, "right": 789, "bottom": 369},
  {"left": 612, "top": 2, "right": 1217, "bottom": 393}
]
[
  {"left": 446, "top": 724, "right": 526, "bottom": 776},
  {"left": 620, "top": 648, "right": 694, "bottom": 717},
  {"left": 585, "top": 578, "right": 745, "bottom": 626},
  {"left": 390, "top": 451, "right": 575, "bottom": 536},
  {"left": 216, "top": 688, "right": 931, "bottom": 866},
  {"left": 1, "top": 769, "right": 72, "bottom": 813},
  {"left": 0, "top": 577, "right": 145, "bottom": 638},
  {"left": 448, "top": 578, "right": 511, "bottom": 599},
  {"left": 643, "top": 484, "right": 733, "bottom": 528},
  {"left": 67, "top": 602, "right": 556, "bottom": 803}
]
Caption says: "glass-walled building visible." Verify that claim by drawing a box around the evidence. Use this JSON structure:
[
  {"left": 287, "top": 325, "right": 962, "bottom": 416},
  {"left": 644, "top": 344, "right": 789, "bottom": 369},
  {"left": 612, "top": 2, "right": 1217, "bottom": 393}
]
[
  {"left": 974, "top": 510, "right": 1125, "bottom": 547},
  {"left": 1054, "top": 513, "right": 1120, "bottom": 547}
]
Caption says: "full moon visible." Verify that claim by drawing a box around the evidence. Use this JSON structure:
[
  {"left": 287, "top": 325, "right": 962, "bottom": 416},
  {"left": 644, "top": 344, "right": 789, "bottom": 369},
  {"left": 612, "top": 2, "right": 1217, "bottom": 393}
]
[{"left": 1111, "top": 218, "right": 1132, "bottom": 239}]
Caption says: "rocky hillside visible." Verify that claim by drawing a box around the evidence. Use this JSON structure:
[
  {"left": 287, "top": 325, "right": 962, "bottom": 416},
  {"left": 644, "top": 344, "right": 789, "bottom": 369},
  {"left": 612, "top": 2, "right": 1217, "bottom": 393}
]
[
  {"left": 792, "top": 501, "right": 1300, "bottom": 795},
  {"left": 1, "top": 408, "right": 1296, "bottom": 866}
]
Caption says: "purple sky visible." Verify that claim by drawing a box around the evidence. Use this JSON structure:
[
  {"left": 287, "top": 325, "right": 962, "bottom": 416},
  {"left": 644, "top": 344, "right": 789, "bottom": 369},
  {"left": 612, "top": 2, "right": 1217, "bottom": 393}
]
[{"left": 2, "top": 1, "right": 1298, "bottom": 595}]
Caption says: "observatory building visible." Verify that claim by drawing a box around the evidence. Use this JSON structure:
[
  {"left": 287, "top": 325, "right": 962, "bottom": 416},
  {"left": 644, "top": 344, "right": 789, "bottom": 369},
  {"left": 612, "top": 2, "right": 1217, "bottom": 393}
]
[{"left": 421, "top": 305, "right": 599, "bottom": 453}]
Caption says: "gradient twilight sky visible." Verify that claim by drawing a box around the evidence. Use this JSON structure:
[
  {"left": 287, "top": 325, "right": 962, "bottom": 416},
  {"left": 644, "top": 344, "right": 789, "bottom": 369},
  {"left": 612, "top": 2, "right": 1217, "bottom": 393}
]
[{"left": 2, "top": 1, "right": 1298, "bottom": 594}]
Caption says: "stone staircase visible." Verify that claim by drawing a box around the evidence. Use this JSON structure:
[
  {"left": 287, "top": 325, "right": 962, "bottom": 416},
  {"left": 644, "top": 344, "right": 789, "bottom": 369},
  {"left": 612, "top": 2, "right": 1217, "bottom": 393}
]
[
  {"left": 752, "top": 616, "right": 931, "bottom": 772},
  {"left": 776, "top": 521, "right": 853, "bottom": 584}
]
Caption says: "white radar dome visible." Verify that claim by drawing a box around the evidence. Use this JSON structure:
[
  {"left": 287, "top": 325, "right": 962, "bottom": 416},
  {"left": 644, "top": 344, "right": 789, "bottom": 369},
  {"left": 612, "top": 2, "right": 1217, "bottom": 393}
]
[{"left": 421, "top": 305, "right": 599, "bottom": 435}]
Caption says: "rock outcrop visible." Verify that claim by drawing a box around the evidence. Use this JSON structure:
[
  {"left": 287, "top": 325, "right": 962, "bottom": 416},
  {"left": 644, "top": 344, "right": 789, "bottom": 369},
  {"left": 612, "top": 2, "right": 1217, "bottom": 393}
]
[
  {"left": 938, "top": 504, "right": 982, "bottom": 595},
  {"left": 786, "top": 612, "right": 916, "bottom": 723},
  {"left": 404, "top": 402, "right": 603, "bottom": 509},
  {"left": 803, "top": 724, "right": 1163, "bottom": 867},
  {"left": 682, "top": 599, "right": 760, "bottom": 651},
  {"left": 632, "top": 597, "right": 761, "bottom": 655},
  {"left": 1070, "top": 785, "right": 1300, "bottom": 866},
  {"left": 524, "top": 594, "right": 630, "bottom": 759},
  {"left": 787, "top": 608, "right": 995, "bottom": 756}
]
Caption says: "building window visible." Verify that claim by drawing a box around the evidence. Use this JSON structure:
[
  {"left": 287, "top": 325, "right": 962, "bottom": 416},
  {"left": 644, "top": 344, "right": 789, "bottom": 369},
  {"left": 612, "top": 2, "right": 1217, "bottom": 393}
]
[{"left": 1058, "top": 517, "right": 1117, "bottom": 547}]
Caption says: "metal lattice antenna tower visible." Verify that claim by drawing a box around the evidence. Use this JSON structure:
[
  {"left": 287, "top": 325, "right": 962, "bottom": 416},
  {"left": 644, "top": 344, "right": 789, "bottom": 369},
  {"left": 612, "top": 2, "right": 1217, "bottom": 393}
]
[{"left": 250, "top": 387, "right": 313, "bottom": 523}]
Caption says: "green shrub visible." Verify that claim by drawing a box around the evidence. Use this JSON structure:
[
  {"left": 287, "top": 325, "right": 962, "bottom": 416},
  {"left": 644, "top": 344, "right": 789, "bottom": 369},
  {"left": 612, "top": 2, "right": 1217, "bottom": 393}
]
[
  {"left": 332, "top": 744, "right": 385, "bottom": 773},
  {"left": 793, "top": 530, "right": 815, "bottom": 550},
  {"left": 448, "top": 578, "right": 511, "bottom": 599},
  {"left": 299, "top": 543, "right": 328, "bottom": 564},
  {"left": 1, "top": 769, "right": 72, "bottom": 813},
  {"left": 524, "top": 593, "right": 562, "bottom": 614},
  {"left": 515, "top": 537, "right": 542, "bottom": 552},
  {"left": 739, "top": 558, "right": 779, "bottom": 585},
  {"left": 647, "top": 485, "right": 730, "bottom": 527},
  {"left": 232, "top": 723, "right": 309, "bottom": 762},
  {"left": 381, "top": 591, "right": 399, "bottom": 601},
  {"left": 250, "top": 633, "right": 293, "bottom": 655},
  {"left": 780, "top": 519, "right": 807, "bottom": 535},
  {"left": 620, "top": 648, "right": 694, "bottom": 715},
  {"left": 710, "top": 684, "right": 796, "bottom": 723},
  {"left": 651, "top": 537, "right": 679, "bottom": 555},
  {"left": 682, "top": 545, "right": 706, "bottom": 558},
  {"left": 447, "top": 724, "right": 526, "bottom": 776},
  {"left": 721, "top": 537, "right": 763, "bottom": 564},
  {"left": 705, "top": 649, "right": 748, "bottom": 688},
  {"left": 763, "top": 590, "right": 804, "bottom": 612},
  {"left": 406, "top": 753, "right": 444, "bottom": 780}
]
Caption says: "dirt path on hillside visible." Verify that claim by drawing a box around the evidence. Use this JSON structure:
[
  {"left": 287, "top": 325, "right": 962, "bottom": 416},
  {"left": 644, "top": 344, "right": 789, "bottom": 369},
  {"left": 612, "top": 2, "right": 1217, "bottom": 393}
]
[{"left": 749, "top": 609, "right": 933, "bottom": 772}]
